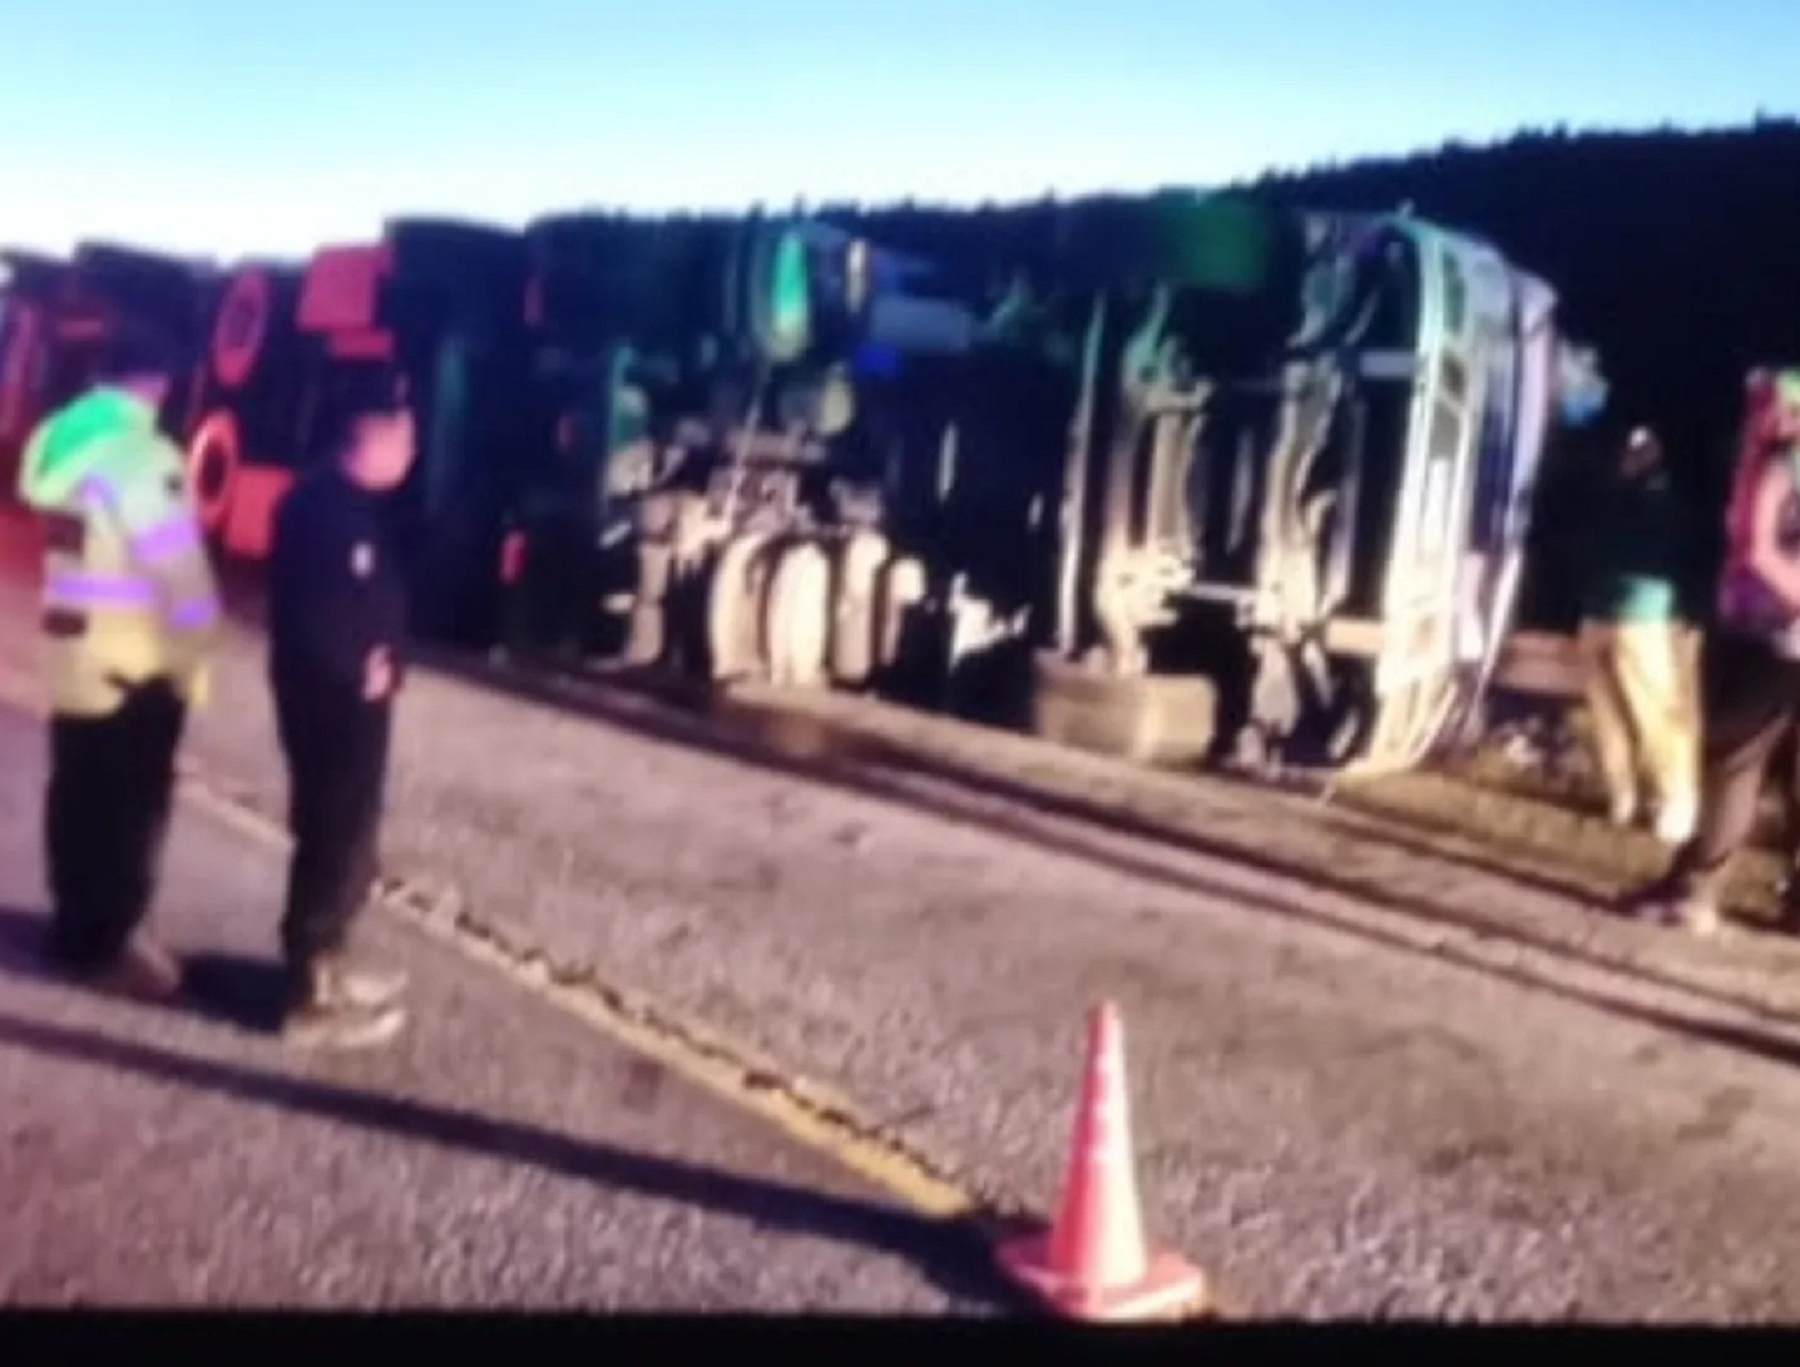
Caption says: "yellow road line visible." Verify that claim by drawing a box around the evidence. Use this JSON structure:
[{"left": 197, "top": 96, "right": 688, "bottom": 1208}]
[
  {"left": 0, "top": 662, "right": 1232, "bottom": 1320},
  {"left": 0, "top": 668, "right": 980, "bottom": 1217},
  {"left": 187, "top": 775, "right": 986, "bottom": 1222}
]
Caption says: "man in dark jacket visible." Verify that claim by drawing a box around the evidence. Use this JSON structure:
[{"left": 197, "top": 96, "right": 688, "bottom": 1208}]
[{"left": 267, "top": 371, "right": 414, "bottom": 1048}]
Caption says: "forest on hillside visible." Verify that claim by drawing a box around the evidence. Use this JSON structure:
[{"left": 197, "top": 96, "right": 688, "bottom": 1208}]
[
  {"left": 69, "top": 120, "right": 1769, "bottom": 631},
  {"left": 817, "top": 120, "right": 1800, "bottom": 629},
  {"left": 1252, "top": 121, "right": 1800, "bottom": 627},
  {"left": 29, "top": 122, "right": 1797, "bottom": 631}
]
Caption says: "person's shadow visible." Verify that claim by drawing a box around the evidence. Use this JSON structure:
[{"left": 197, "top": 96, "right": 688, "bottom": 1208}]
[
  {"left": 0, "top": 903, "right": 1039, "bottom": 1314},
  {"left": 0, "top": 901, "right": 289, "bottom": 1032}
]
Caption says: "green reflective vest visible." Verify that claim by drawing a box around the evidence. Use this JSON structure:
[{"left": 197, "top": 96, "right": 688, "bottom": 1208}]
[{"left": 18, "top": 387, "right": 220, "bottom": 717}]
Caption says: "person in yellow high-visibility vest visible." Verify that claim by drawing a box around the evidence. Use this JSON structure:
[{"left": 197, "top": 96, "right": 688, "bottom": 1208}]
[{"left": 16, "top": 323, "right": 220, "bottom": 1000}]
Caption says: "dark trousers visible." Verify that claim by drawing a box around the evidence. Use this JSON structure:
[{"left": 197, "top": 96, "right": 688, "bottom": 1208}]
[
  {"left": 1668, "top": 633, "right": 1800, "bottom": 902},
  {"left": 44, "top": 680, "right": 187, "bottom": 970},
  {"left": 274, "top": 679, "right": 392, "bottom": 969},
  {"left": 1776, "top": 728, "right": 1800, "bottom": 893}
]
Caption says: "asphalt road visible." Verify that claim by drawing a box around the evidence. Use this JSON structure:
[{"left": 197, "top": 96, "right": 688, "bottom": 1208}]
[
  {"left": 0, "top": 701, "right": 1007, "bottom": 1311},
  {"left": 6, "top": 512, "right": 1800, "bottom": 1319}
]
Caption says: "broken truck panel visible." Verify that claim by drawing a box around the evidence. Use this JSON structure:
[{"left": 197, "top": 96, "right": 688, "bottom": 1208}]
[{"left": 1009, "top": 196, "right": 1607, "bottom": 774}]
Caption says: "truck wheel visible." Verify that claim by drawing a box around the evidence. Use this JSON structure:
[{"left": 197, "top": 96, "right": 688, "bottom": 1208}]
[
  {"left": 829, "top": 528, "right": 888, "bottom": 687},
  {"left": 874, "top": 554, "right": 927, "bottom": 675},
  {"left": 764, "top": 537, "right": 832, "bottom": 689},
  {"left": 705, "top": 531, "right": 777, "bottom": 681},
  {"left": 210, "top": 268, "right": 273, "bottom": 391},
  {"left": 185, "top": 411, "right": 239, "bottom": 542}
]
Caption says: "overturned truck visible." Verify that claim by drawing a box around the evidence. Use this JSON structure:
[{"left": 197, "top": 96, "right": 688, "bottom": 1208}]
[
  {"left": 505, "top": 211, "right": 989, "bottom": 694},
  {"left": 503, "top": 194, "right": 1610, "bottom": 778},
  {"left": 931, "top": 193, "right": 1610, "bottom": 775},
  {"left": 178, "top": 218, "right": 535, "bottom": 645},
  {"left": 1, "top": 195, "right": 1606, "bottom": 783}
]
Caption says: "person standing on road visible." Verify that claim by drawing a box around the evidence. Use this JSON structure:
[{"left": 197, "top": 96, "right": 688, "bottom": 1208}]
[
  {"left": 267, "top": 371, "right": 415, "bottom": 1049},
  {"left": 1576, "top": 426, "right": 1700, "bottom": 843},
  {"left": 1621, "top": 371, "right": 1800, "bottom": 936},
  {"left": 15, "top": 324, "right": 221, "bottom": 1000}
]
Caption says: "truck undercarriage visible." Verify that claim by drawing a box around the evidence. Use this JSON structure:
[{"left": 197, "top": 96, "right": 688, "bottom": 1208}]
[
  {"left": 0, "top": 196, "right": 1607, "bottom": 785},
  {"left": 948, "top": 197, "right": 1608, "bottom": 775},
  {"left": 507, "top": 214, "right": 995, "bottom": 702}
]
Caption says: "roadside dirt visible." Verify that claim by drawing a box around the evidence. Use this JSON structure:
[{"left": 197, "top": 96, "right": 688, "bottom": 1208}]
[
  {"left": 684, "top": 674, "right": 1800, "bottom": 1015},
  {"left": 738, "top": 675, "right": 1795, "bottom": 913},
  {"left": 1353, "top": 727, "right": 1791, "bottom": 928}
]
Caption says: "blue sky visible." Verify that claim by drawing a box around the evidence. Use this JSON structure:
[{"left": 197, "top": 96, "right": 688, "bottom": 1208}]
[{"left": 3, "top": 0, "right": 1795, "bottom": 260}]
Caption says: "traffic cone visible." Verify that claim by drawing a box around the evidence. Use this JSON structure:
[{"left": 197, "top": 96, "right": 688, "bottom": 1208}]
[{"left": 996, "top": 1001, "right": 1209, "bottom": 1322}]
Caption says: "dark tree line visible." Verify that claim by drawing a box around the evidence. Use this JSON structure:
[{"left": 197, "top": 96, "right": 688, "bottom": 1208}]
[
  {"left": 377, "top": 123, "right": 1800, "bottom": 630},
  {"left": 790, "top": 121, "right": 1800, "bottom": 629},
  {"left": 1250, "top": 121, "right": 1800, "bottom": 627},
  {"left": 806, "top": 120, "right": 1800, "bottom": 484}
]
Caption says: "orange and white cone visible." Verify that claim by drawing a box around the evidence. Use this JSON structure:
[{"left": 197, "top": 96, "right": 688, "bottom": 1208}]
[{"left": 997, "top": 1001, "right": 1208, "bottom": 1321}]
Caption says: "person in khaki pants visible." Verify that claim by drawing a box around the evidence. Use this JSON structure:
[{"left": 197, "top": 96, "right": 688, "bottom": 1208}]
[{"left": 1576, "top": 427, "right": 1700, "bottom": 844}]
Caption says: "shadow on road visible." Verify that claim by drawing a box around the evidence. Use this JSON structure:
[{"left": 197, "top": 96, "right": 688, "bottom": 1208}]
[
  {"left": 0, "top": 904, "right": 45, "bottom": 979},
  {"left": 180, "top": 952, "right": 290, "bottom": 1033},
  {"left": 1310, "top": 800, "right": 1626, "bottom": 904},
  {"left": 0, "top": 906, "right": 290, "bottom": 1034},
  {"left": 216, "top": 559, "right": 1800, "bottom": 1027},
  {"left": 405, "top": 655, "right": 1800, "bottom": 1048},
  {"left": 0, "top": 973, "right": 1033, "bottom": 1313},
  {"left": 193, "top": 587, "right": 1800, "bottom": 1087},
  {"left": 924, "top": 810, "right": 1800, "bottom": 1072}
]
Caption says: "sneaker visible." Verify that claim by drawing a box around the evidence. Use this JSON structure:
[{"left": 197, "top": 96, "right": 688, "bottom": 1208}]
[
  {"left": 279, "top": 955, "right": 408, "bottom": 1051},
  {"left": 281, "top": 998, "right": 406, "bottom": 1051},
  {"left": 316, "top": 953, "right": 408, "bottom": 1012}
]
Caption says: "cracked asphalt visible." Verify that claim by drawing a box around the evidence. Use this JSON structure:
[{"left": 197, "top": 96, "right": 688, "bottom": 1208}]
[
  {"left": 0, "top": 700, "right": 1005, "bottom": 1311},
  {"left": 7, "top": 507, "right": 1800, "bottom": 1319}
]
